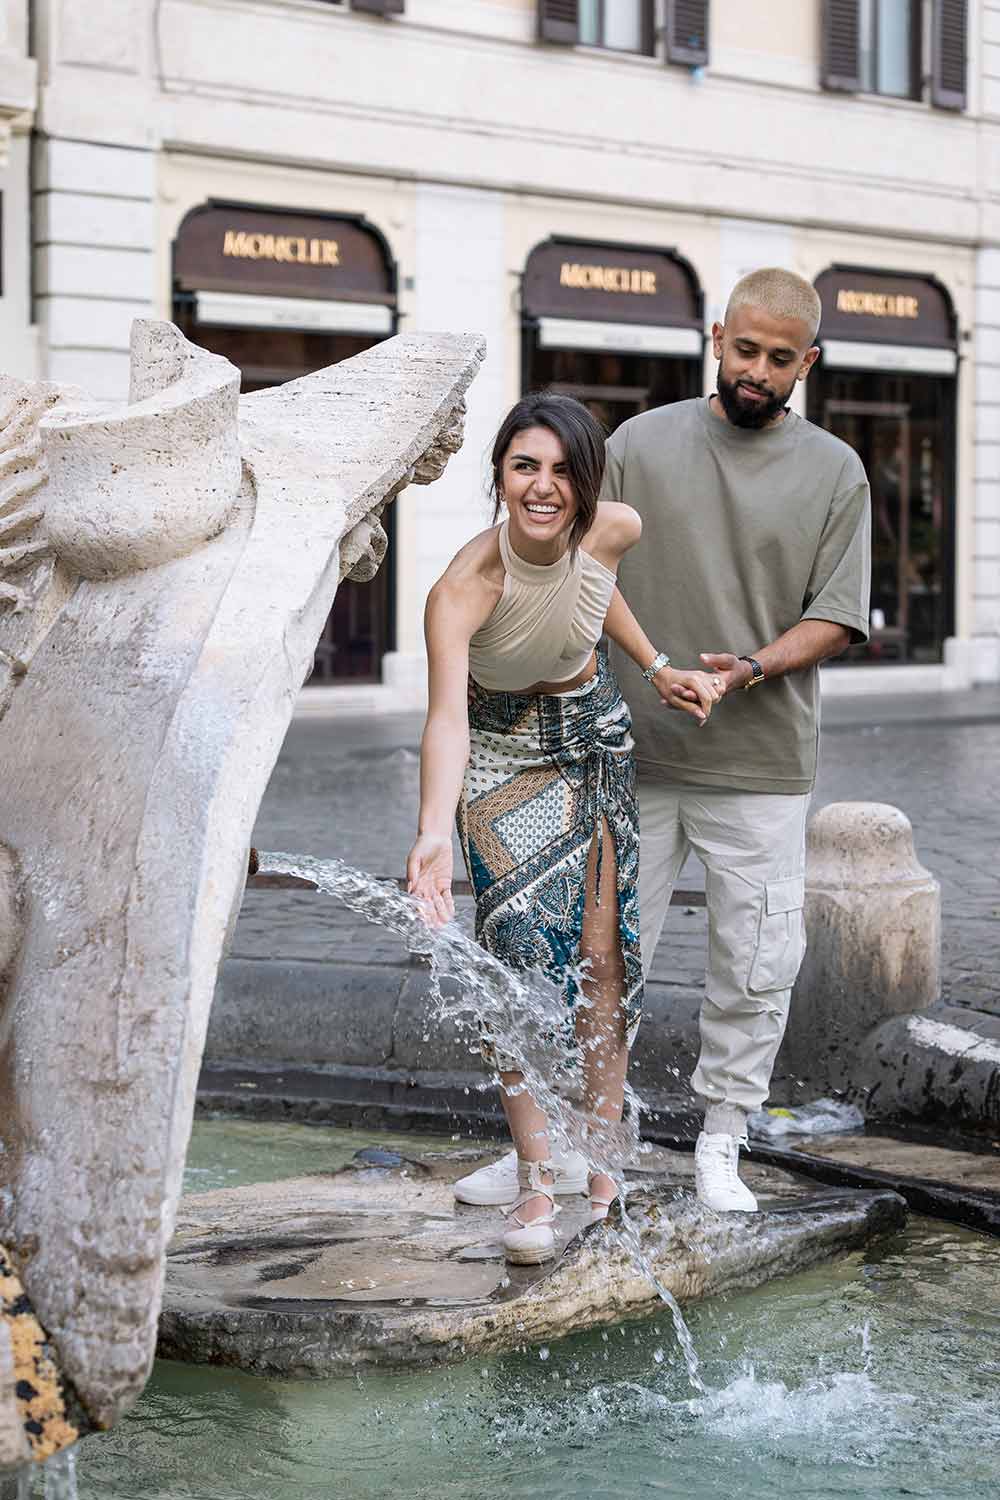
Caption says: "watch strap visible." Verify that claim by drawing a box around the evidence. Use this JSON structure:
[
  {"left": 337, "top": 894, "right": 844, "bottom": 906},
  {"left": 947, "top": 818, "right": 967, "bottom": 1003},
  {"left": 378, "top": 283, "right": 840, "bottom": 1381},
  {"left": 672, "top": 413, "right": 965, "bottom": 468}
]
[
  {"left": 642, "top": 651, "right": 671, "bottom": 683},
  {"left": 738, "top": 655, "right": 765, "bottom": 689}
]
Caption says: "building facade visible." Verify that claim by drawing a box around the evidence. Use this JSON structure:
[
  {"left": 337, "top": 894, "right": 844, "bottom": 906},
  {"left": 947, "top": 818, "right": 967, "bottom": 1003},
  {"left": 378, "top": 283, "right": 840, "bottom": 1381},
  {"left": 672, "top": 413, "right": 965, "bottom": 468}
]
[
  {"left": 0, "top": 0, "right": 36, "bottom": 378},
  {"left": 6, "top": 0, "right": 1000, "bottom": 703}
]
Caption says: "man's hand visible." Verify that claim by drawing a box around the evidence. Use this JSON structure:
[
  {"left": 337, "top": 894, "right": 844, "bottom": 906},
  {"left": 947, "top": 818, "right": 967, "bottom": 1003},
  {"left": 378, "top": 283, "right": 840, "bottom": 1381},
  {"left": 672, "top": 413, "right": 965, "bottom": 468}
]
[{"left": 698, "top": 652, "right": 753, "bottom": 697}]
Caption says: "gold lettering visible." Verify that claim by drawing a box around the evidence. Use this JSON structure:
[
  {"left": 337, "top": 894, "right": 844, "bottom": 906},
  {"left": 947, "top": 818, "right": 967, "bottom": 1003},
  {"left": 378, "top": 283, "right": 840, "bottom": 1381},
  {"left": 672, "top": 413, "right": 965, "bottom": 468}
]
[
  {"left": 836, "top": 288, "right": 920, "bottom": 319},
  {"left": 223, "top": 230, "right": 251, "bottom": 258},
  {"left": 557, "top": 261, "right": 657, "bottom": 295},
  {"left": 221, "top": 228, "right": 342, "bottom": 268}
]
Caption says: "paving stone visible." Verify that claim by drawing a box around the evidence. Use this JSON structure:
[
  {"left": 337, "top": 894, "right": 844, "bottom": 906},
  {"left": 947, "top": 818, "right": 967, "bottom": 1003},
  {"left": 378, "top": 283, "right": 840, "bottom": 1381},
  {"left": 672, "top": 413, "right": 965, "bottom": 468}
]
[{"left": 244, "top": 693, "right": 1000, "bottom": 1024}]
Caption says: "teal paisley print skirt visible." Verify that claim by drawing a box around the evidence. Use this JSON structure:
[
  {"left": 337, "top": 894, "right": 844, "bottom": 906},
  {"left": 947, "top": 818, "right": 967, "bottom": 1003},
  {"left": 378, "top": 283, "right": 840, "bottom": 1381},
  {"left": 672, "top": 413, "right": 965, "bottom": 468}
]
[{"left": 457, "top": 648, "right": 643, "bottom": 1072}]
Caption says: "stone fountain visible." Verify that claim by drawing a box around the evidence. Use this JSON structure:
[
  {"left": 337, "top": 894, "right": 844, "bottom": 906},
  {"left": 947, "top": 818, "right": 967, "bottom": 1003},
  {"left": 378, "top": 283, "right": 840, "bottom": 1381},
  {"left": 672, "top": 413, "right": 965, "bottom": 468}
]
[
  {"left": 0, "top": 322, "right": 909, "bottom": 1476},
  {"left": 0, "top": 321, "right": 483, "bottom": 1464}
]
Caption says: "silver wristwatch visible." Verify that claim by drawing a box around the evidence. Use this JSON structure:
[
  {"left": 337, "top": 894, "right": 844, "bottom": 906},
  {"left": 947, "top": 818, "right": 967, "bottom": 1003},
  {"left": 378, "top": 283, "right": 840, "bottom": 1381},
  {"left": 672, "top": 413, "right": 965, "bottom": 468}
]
[{"left": 642, "top": 651, "right": 671, "bottom": 683}]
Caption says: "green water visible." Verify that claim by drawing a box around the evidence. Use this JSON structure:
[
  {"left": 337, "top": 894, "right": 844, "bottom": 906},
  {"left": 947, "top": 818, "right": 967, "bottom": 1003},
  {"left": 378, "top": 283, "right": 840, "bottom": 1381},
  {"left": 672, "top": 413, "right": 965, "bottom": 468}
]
[
  {"left": 180, "top": 1116, "right": 464, "bottom": 1194},
  {"left": 77, "top": 1121, "right": 1000, "bottom": 1500}
]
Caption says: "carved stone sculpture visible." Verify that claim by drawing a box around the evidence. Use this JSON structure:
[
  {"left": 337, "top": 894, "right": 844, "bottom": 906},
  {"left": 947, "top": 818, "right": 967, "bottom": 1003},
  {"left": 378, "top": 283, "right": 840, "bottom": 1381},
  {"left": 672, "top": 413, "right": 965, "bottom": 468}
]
[{"left": 0, "top": 321, "right": 484, "bottom": 1454}]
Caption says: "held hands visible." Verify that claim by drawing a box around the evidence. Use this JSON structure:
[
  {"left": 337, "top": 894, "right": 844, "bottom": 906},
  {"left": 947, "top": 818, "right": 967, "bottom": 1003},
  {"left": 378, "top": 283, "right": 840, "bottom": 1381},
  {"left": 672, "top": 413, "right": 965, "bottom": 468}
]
[
  {"left": 698, "top": 652, "right": 753, "bottom": 695},
  {"left": 406, "top": 832, "right": 455, "bottom": 928},
  {"left": 651, "top": 665, "right": 724, "bottom": 725}
]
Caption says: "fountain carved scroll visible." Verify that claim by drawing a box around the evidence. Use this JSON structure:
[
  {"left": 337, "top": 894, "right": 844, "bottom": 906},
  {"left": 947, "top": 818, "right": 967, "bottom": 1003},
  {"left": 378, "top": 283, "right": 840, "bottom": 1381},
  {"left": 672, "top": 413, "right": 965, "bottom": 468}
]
[{"left": 0, "top": 321, "right": 485, "bottom": 1461}]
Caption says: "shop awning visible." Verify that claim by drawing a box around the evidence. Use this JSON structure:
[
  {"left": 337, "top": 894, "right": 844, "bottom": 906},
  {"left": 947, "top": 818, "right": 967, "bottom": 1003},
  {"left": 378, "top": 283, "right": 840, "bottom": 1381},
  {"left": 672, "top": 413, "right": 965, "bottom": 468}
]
[
  {"left": 536, "top": 317, "right": 702, "bottom": 357},
  {"left": 194, "top": 290, "right": 393, "bottom": 337},
  {"left": 820, "top": 339, "right": 957, "bottom": 376}
]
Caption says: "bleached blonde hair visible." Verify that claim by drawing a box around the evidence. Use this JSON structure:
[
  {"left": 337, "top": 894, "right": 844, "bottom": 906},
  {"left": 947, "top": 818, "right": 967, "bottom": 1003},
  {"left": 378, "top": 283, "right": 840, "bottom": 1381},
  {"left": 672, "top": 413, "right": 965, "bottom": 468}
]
[{"left": 725, "top": 268, "right": 822, "bottom": 342}]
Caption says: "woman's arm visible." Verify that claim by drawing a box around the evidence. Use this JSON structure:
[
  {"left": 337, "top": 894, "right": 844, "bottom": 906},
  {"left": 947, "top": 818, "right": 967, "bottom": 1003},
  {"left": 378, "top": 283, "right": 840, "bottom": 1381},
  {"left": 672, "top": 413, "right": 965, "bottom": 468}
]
[
  {"left": 603, "top": 586, "right": 720, "bottom": 724},
  {"left": 585, "top": 501, "right": 642, "bottom": 569},
  {"left": 406, "top": 569, "right": 492, "bottom": 924}
]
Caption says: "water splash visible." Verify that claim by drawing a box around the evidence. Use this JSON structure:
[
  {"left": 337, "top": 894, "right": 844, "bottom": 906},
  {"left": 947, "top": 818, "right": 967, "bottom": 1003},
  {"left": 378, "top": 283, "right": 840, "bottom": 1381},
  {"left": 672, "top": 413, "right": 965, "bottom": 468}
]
[
  {"left": 0, "top": 1451, "right": 77, "bottom": 1500},
  {"left": 260, "top": 851, "right": 705, "bottom": 1390},
  {"left": 42, "top": 1452, "right": 76, "bottom": 1500}
]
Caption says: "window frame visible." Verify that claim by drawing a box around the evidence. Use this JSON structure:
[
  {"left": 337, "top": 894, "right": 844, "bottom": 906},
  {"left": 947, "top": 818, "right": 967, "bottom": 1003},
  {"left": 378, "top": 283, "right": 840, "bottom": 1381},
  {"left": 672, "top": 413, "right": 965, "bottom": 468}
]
[{"left": 578, "top": 0, "right": 656, "bottom": 57}]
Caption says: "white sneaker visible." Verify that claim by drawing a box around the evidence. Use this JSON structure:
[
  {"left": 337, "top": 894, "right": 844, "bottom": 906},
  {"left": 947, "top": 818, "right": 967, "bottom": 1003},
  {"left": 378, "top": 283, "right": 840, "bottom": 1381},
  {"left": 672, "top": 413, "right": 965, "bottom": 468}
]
[
  {"left": 694, "top": 1132, "right": 759, "bottom": 1213},
  {"left": 454, "top": 1146, "right": 589, "bottom": 1206}
]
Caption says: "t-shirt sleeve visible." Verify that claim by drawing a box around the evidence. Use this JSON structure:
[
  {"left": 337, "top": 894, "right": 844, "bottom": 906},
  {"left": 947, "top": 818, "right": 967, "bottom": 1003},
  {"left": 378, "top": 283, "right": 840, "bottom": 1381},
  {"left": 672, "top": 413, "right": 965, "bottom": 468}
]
[
  {"left": 801, "top": 478, "right": 872, "bottom": 643},
  {"left": 600, "top": 425, "right": 627, "bottom": 504}
]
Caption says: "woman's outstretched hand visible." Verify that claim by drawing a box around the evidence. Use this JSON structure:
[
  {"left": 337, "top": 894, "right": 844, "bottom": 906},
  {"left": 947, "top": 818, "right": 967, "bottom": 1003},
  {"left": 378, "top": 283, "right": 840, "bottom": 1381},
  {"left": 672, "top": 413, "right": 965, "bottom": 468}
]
[
  {"left": 652, "top": 666, "right": 724, "bottom": 726},
  {"left": 406, "top": 833, "right": 455, "bottom": 927}
]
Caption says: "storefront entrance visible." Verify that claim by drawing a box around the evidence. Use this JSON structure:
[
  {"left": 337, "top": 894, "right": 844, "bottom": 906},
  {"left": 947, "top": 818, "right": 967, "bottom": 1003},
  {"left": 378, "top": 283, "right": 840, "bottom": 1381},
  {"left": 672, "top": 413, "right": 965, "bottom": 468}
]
[
  {"left": 172, "top": 203, "right": 398, "bottom": 683},
  {"left": 521, "top": 239, "right": 703, "bottom": 433},
  {"left": 811, "top": 268, "right": 958, "bottom": 666}
]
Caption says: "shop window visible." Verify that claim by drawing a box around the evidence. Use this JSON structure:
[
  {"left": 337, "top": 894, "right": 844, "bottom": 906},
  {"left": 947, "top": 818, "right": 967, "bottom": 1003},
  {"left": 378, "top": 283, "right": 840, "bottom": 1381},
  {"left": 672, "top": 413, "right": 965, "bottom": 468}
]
[
  {"left": 173, "top": 203, "right": 399, "bottom": 685},
  {"left": 813, "top": 375, "right": 955, "bottom": 666},
  {"left": 822, "top": 0, "right": 967, "bottom": 109}
]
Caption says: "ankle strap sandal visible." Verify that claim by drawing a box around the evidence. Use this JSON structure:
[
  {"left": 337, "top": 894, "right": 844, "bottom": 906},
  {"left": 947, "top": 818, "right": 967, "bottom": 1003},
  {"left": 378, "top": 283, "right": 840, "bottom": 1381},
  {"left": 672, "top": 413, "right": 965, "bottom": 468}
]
[
  {"left": 587, "top": 1171, "right": 621, "bottom": 1224},
  {"left": 501, "top": 1159, "right": 560, "bottom": 1267}
]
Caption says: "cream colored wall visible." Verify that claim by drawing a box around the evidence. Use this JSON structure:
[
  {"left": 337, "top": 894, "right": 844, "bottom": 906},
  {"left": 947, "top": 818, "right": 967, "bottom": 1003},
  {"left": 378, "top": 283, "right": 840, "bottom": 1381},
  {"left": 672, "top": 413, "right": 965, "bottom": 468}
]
[
  {"left": 711, "top": 0, "right": 821, "bottom": 90},
  {"left": 0, "top": 131, "right": 39, "bottom": 378},
  {"left": 0, "top": 2, "right": 36, "bottom": 376}
]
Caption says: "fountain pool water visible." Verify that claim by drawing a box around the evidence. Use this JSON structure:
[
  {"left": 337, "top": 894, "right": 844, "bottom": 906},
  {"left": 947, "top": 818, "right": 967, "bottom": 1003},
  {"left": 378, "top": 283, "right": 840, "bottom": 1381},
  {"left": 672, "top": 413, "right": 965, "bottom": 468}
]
[
  {"left": 73, "top": 1121, "right": 1000, "bottom": 1500},
  {"left": 52, "top": 853, "right": 999, "bottom": 1497}
]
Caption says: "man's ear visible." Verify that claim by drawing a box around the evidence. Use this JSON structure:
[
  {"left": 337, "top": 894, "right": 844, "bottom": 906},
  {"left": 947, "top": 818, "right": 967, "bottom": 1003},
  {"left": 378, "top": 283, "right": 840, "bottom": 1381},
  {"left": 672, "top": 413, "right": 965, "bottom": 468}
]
[
  {"left": 711, "top": 321, "right": 725, "bottom": 359},
  {"left": 796, "top": 345, "right": 821, "bottom": 382}
]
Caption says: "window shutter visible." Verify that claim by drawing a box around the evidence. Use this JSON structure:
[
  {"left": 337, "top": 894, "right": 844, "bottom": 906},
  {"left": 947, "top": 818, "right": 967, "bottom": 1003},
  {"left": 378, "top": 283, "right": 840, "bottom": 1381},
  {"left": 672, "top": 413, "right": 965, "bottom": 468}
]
[
  {"left": 351, "top": 0, "right": 405, "bottom": 14},
  {"left": 666, "top": 0, "right": 710, "bottom": 66},
  {"left": 932, "top": 0, "right": 967, "bottom": 109},
  {"left": 537, "top": 0, "right": 579, "bottom": 44},
  {"left": 821, "top": 0, "right": 860, "bottom": 92}
]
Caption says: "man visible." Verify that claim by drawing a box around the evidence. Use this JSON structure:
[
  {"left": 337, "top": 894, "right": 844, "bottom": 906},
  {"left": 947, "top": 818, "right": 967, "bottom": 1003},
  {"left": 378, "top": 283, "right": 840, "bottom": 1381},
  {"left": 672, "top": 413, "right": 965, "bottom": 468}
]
[{"left": 604, "top": 267, "right": 871, "bottom": 1211}]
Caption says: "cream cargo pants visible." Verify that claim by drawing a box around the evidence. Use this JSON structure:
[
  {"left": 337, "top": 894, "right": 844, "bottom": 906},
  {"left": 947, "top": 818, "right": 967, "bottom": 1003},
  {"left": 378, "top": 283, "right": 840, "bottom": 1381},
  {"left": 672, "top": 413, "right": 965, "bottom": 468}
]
[{"left": 638, "top": 782, "right": 810, "bottom": 1113}]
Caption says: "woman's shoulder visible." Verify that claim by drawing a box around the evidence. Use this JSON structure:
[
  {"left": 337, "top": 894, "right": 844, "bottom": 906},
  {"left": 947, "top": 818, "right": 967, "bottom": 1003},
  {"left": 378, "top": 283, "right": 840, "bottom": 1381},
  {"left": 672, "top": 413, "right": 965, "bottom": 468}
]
[
  {"left": 584, "top": 502, "right": 642, "bottom": 568},
  {"left": 427, "top": 526, "right": 504, "bottom": 617}
]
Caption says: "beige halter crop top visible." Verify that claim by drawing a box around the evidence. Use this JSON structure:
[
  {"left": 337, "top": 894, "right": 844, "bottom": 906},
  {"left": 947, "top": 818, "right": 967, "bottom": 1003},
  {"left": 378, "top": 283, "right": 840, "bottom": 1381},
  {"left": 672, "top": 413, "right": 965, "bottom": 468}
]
[{"left": 468, "top": 520, "right": 617, "bottom": 692}]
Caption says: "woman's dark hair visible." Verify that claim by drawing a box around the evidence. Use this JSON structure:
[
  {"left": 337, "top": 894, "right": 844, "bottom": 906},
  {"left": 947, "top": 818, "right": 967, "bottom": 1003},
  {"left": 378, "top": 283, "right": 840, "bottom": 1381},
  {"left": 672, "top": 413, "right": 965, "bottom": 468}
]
[{"left": 490, "top": 392, "right": 606, "bottom": 552}]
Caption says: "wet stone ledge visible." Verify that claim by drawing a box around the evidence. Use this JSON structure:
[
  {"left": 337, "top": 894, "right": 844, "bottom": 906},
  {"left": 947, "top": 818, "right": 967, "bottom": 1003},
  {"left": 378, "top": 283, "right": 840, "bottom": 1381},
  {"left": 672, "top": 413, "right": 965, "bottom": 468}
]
[{"left": 159, "top": 1146, "right": 906, "bottom": 1378}]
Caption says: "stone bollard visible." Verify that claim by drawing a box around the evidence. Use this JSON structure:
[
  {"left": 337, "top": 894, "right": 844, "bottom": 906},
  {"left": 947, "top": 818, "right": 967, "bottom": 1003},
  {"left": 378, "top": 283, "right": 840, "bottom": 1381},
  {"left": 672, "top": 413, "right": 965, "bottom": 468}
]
[{"left": 780, "top": 802, "right": 941, "bottom": 1097}]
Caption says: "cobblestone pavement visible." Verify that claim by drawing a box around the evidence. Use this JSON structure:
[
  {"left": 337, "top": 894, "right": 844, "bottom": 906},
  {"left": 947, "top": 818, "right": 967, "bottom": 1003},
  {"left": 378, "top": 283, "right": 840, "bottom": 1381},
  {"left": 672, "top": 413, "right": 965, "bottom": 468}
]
[{"left": 244, "top": 687, "right": 1000, "bottom": 1021}]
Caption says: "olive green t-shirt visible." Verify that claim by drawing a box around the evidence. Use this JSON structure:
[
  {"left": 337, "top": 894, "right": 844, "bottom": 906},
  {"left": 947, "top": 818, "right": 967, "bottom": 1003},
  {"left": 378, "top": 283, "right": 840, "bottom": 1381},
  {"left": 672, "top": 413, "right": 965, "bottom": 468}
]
[{"left": 603, "top": 397, "right": 871, "bottom": 795}]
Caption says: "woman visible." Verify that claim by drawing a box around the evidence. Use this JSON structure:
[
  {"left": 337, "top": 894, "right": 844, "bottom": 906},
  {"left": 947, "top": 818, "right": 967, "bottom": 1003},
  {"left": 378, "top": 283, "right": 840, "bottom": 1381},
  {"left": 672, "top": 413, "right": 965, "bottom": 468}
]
[{"left": 406, "top": 393, "right": 720, "bottom": 1265}]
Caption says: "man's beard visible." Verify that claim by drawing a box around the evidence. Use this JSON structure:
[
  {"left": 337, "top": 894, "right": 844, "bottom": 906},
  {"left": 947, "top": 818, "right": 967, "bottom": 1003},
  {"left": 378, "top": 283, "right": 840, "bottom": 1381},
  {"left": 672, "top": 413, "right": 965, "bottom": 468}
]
[{"left": 716, "top": 365, "right": 791, "bottom": 429}]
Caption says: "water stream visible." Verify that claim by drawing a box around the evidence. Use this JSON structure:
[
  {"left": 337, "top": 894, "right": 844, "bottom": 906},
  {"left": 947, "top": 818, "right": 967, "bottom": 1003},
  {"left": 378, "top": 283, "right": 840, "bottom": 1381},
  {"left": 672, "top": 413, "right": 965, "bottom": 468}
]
[{"left": 260, "top": 851, "right": 706, "bottom": 1388}]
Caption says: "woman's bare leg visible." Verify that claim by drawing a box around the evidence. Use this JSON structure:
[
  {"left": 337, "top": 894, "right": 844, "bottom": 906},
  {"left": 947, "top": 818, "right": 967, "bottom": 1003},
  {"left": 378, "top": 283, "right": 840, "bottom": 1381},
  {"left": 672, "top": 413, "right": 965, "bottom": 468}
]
[
  {"left": 577, "top": 817, "right": 628, "bottom": 1209},
  {"left": 496, "top": 1076, "right": 553, "bottom": 1222},
  {"left": 491, "top": 819, "right": 627, "bottom": 1221}
]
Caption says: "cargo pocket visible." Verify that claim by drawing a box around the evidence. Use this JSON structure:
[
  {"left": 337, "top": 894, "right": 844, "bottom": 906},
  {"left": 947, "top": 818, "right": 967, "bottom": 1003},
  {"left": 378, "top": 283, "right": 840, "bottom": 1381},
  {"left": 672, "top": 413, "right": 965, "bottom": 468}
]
[{"left": 748, "top": 875, "right": 806, "bottom": 994}]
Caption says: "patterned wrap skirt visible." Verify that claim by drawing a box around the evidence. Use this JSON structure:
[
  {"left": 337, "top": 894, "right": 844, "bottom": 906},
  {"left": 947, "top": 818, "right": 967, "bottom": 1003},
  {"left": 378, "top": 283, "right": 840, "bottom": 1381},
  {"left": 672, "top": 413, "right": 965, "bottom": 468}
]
[{"left": 456, "top": 648, "right": 643, "bottom": 1073}]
